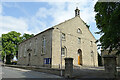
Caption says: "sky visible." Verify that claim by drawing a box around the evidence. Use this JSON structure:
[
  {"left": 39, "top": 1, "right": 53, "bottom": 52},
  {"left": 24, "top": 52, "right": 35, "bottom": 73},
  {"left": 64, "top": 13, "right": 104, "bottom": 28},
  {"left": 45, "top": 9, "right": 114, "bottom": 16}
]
[{"left": 0, "top": 0, "right": 101, "bottom": 52}]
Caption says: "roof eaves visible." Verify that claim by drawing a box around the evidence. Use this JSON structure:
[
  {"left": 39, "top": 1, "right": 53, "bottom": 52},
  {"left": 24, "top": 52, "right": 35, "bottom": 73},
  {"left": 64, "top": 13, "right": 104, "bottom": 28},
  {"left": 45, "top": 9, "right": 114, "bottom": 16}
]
[{"left": 18, "top": 27, "right": 54, "bottom": 45}]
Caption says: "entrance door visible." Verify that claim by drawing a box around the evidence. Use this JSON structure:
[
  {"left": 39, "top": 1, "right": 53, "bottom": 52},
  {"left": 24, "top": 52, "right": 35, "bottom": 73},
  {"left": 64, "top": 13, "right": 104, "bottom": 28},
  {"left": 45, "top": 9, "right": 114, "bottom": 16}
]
[{"left": 78, "top": 49, "right": 82, "bottom": 65}]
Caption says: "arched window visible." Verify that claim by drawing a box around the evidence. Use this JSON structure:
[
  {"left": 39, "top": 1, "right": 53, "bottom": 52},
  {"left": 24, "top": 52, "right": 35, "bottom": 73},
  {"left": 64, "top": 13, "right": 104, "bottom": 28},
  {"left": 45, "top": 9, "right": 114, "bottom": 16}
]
[
  {"left": 42, "top": 36, "right": 46, "bottom": 54},
  {"left": 61, "top": 46, "right": 67, "bottom": 56},
  {"left": 91, "top": 51, "right": 93, "bottom": 57},
  {"left": 24, "top": 43, "right": 26, "bottom": 57},
  {"left": 34, "top": 38, "right": 37, "bottom": 55},
  {"left": 77, "top": 28, "right": 82, "bottom": 34}
]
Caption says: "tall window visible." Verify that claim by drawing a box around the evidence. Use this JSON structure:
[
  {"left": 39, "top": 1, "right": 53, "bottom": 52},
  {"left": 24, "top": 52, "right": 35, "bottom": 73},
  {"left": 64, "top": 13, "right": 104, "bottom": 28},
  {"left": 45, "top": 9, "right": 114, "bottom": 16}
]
[
  {"left": 30, "top": 41, "right": 31, "bottom": 47},
  {"left": 42, "top": 36, "right": 46, "bottom": 54},
  {"left": 62, "top": 33, "right": 65, "bottom": 40},
  {"left": 78, "top": 37, "right": 81, "bottom": 44},
  {"left": 90, "top": 41, "right": 93, "bottom": 47},
  {"left": 91, "top": 51, "right": 93, "bottom": 57},
  {"left": 35, "top": 38, "right": 37, "bottom": 55},
  {"left": 61, "top": 46, "right": 66, "bottom": 56},
  {"left": 77, "top": 28, "right": 82, "bottom": 34},
  {"left": 24, "top": 44, "right": 26, "bottom": 57},
  {"left": 20, "top": 45, "right": 22, "bottom": 57}
]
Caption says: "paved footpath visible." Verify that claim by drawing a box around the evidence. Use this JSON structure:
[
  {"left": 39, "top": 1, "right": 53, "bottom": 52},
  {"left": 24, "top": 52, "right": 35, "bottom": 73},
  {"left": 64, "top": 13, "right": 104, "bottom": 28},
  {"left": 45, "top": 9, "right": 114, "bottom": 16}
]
[
  {"left": 2, "top": 66, "right": 62, "bottom": 78},
  {"left": 73, "top": 66, "right": 120, "bottom": 78}
]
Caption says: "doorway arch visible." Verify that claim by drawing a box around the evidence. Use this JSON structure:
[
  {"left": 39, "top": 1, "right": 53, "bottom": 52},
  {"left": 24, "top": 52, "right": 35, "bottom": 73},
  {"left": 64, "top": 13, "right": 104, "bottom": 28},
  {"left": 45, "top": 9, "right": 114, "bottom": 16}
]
[{"left": 78, "top": 49, "right": 82, "bottom": 65}]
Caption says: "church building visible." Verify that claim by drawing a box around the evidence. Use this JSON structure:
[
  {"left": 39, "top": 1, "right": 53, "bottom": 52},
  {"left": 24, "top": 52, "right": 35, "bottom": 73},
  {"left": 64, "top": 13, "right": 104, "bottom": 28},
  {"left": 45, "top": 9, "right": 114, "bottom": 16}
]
[{"left": 18, "top": 7, "right": 98, "bottom": 68}]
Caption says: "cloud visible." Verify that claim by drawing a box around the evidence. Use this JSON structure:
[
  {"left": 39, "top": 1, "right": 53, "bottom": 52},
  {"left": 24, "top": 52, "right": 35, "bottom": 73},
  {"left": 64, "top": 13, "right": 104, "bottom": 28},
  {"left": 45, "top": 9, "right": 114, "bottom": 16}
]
[
  {"left": 0, "top": 1, "right": 99, "bottom": 38},
  {"left": 0, "top": 3, "right": 34, "bottom": 36},
  {"left": 33, "top": 1, "right": 97, "bottom": 28},
  {"left": 0, "top": 16, "right": 30, "bottom": 35}
]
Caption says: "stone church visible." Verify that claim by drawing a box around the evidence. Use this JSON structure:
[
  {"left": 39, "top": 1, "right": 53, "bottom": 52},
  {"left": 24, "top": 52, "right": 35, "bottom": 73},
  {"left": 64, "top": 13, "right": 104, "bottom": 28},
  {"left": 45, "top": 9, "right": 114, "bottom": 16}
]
[{"left": 18, "top": 7, "right": 98, "bottom": 68}]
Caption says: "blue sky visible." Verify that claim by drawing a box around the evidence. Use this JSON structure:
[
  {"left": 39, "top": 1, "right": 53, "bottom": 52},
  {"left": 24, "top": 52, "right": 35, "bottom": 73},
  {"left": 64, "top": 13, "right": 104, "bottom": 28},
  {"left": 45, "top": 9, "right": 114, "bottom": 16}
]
[{"left": 0, "top": 0, "right": 101, "bottom": 40}]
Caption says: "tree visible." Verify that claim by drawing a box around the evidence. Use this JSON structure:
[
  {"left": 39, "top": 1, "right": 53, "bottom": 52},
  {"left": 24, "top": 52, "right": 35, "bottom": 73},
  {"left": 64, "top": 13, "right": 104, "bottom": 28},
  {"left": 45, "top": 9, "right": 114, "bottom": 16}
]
[
  {"left": 0, "top": 37, "right": 3, "bottom": 62},
  {"left": 21, "top": 33, "right": 34, "bottom": 41},
  {"left": 2, "top": 31, "right": 21, "bottom": 64},
  {"left": 2, "top": 31, "right": 34, "bottom": 64},
  {"left": 94, "top": 2, "right": 120, "bottom": 54},
  {"left": 0, "top": 37, "right": 2, "bottom": 53}
]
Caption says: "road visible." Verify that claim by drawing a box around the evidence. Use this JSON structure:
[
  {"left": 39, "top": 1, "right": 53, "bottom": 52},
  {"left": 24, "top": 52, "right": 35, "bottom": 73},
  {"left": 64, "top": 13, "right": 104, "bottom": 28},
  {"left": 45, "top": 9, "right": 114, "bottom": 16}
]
[{"left": 2, "top": 66, "right": 62, "bottom": 78}]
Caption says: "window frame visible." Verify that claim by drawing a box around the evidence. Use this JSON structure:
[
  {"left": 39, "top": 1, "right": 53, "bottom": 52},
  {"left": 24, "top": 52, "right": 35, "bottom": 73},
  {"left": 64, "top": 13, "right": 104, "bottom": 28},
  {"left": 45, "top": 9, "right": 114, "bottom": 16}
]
[
  {"left": 24, "top": 43, "right": 26, "bottom": 57},
  {"left": 78, "top": 37, "right": 81, "bottom": 44},
  {"left": 34, "top": 38, "right": 37, "bottom": 55},
  {"left": 41, "top": 36, "right": 46, "bottom": 55},
  {"left": 61, "top": 33, "right": 65, "bottom": 40}
]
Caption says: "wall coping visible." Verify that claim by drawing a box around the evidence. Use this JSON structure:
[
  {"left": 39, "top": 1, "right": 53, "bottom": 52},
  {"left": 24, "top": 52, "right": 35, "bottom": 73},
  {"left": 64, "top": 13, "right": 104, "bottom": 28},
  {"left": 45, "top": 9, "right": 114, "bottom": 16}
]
[
  {"left": 103, "top": 55, "right": 116, "bottom": 58},
  {"left": 64, "top": 58, "right": 74, "bottom": 60}
]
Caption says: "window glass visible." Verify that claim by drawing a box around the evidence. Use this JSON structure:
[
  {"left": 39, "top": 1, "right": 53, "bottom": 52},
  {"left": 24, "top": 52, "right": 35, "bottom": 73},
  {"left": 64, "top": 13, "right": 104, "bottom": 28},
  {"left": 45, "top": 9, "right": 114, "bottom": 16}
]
[
  {"left": 77, "top": 28, "right": 82, "bottom": 34},
  {"left": 90, "top": 41, "right": 93, "bottom": 47},
  {"left": 62, "top": 47, "right": 65, "bottom": 56},
  {"left": 62, "top": 33, "right": 65, "bottom": 40},
  {"left": 78, "top": 38, "right": 81, "bottom": 43},
  {"left": 42, "top": 36, "right": 46, "bottom": 54},
  {"left": 35, "top": 38, "right": 37, "bottom": 55},
  {"left": 24, "top": 44, "right": 26, "bottom": 57}
]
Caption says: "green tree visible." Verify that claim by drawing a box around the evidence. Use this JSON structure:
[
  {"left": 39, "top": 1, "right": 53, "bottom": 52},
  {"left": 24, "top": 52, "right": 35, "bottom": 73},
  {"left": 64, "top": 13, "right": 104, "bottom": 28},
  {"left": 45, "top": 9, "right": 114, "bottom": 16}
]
[
  {"left": 94, "top": 2, "right": 120, "bottom": 54},
  {"left": 2, "top": 31, "right": 21, "bottom": 64},
  {"left": 21, "top": 33, "right": 34, "bottom": 41},
  {"left": 0, "top": 37, "right": 3, "bottom": 62},
  {"left": 0, "top": 37, "right": 2, "bottom": 53}
]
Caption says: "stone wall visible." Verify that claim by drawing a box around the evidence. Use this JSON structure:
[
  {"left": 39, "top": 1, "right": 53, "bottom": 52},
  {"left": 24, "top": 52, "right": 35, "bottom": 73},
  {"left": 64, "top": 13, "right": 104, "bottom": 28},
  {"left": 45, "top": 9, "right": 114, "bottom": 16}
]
[
  {"left": 18, "top": 29, "right": 53, "bottom": 67},
  {"left": 101, "top": 50, "right": 119, "bottom": 66},
  {"left": 52, "top": 16, "right": 98, "bottom": 68}
]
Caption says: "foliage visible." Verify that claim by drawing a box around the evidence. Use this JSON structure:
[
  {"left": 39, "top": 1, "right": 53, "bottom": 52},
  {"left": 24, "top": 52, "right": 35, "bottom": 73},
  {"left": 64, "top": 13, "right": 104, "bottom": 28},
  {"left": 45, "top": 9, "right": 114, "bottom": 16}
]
[
  {"left": 2, "top": 31, "right": 34, "bottom": 64},
  {"left": 2, "top": 31, "right": 21, "bottom": 64},
  {"left": 0, "top": 37, "right": 2, "bottom": 54},
  {"left": 21, "top": 33, "right": 34, "bottom": 42},
  {"left": 94, "top": 2, "right": 120, "bottom": 54}
]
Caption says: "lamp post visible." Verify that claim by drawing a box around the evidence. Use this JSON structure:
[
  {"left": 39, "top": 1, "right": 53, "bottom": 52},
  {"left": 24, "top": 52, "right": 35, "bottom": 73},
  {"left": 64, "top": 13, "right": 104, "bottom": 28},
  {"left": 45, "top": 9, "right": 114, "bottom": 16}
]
[{"left": 56, "top": 28, "right": 63, "bottom": 76}]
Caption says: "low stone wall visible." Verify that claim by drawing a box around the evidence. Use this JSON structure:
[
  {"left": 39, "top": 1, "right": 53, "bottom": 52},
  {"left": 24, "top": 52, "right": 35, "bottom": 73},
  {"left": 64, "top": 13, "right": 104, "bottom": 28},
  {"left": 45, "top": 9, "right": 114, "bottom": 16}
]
[{"left": 4, "top": 64, "right": 65, "bottom": 76}]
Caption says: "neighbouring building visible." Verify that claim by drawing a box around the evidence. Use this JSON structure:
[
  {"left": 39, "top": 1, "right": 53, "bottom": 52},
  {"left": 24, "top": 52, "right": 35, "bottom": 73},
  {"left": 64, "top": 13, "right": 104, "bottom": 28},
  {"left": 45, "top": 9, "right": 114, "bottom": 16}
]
[{"left": 18, "top": 7, "right": 98, "bottom": 68}]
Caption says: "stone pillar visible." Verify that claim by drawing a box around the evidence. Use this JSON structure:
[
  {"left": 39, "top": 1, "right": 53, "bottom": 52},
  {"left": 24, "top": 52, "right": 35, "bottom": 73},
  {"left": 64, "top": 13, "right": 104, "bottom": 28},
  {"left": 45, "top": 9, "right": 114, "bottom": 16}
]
[
  {"left": 103, "top": 55, "right": 117, "bottom": 77},
  {"left": 64, "top": 58, "right": 73, "bottom": 78}
]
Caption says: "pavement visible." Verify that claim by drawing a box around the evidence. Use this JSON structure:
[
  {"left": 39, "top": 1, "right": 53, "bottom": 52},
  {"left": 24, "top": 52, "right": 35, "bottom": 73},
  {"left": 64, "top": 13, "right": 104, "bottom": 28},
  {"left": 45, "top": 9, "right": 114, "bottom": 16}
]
[
  {"left": 1, "top": 63, "right": 120, "bottom": 79},
  {"left": 73, "top": 66, "right": 120, "bottom": 78},
  {"left": 2, "top": 67, "right": 62, "bottom": 78},
  {"left": 0, "top": 61, "right": 63, "bottom": 79}
]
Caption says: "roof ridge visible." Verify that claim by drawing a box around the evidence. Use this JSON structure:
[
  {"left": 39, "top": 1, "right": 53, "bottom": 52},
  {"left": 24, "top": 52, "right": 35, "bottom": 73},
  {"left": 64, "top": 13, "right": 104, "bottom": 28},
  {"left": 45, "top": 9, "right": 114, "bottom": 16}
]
[{"left": 52, "top": 16, "right": 78, "bottom": 28}]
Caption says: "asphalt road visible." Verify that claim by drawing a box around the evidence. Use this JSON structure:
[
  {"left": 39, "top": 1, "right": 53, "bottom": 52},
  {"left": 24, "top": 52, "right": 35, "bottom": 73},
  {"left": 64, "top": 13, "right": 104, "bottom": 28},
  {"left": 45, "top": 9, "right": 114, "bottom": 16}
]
[{"left": 2, "top": 66, "right": 62, "bottom": 78}]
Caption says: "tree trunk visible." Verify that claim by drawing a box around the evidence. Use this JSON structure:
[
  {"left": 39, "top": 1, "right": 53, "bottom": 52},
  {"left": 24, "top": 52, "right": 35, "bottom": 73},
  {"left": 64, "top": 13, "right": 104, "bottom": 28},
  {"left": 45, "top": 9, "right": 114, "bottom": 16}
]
[{"left": 6, "top": 54, "right": 11, "bottom": 64}]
